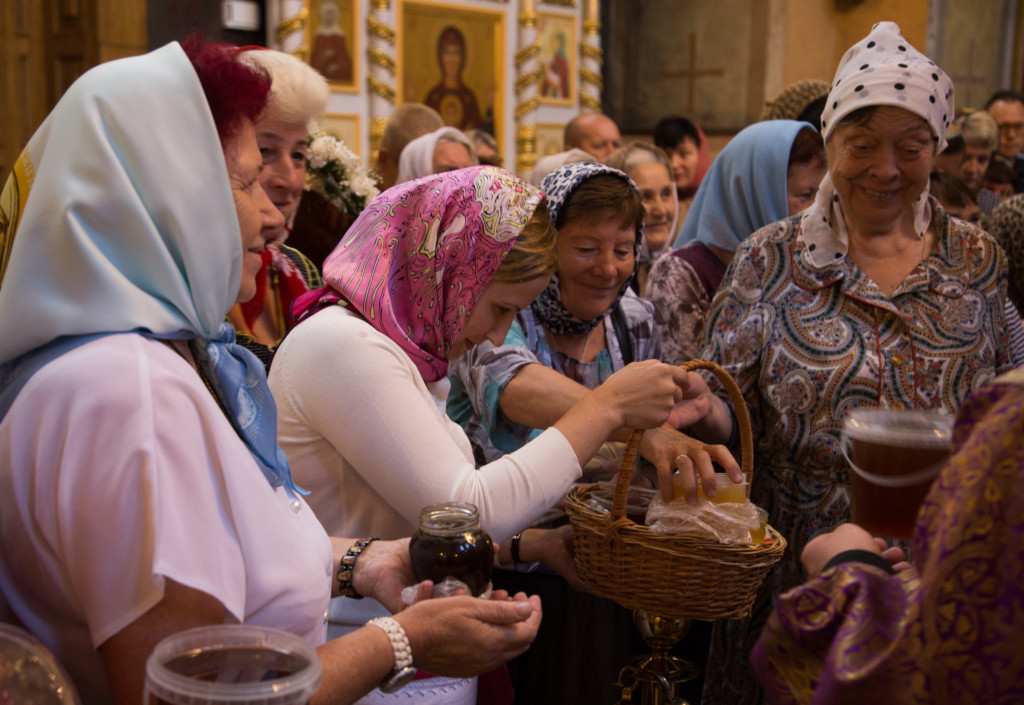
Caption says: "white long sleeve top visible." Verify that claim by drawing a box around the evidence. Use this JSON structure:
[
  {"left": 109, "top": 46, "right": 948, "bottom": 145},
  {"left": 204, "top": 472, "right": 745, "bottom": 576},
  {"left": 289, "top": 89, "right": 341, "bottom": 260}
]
[{"left": 270, "top": 306, "right": 581, "bottom": 543}]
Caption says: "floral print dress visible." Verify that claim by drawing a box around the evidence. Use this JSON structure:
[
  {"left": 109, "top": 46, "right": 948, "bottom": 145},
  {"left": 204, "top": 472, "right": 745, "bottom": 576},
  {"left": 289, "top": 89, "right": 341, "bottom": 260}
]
[{"left": 700, "top": 205, "right": 1012, "bottom": 705}]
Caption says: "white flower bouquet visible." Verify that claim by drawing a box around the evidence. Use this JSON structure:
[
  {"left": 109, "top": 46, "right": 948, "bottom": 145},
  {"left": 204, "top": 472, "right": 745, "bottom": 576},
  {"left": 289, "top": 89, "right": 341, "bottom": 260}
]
[{"left": 305, "top": 125, "right": 380, "bottom": 216}]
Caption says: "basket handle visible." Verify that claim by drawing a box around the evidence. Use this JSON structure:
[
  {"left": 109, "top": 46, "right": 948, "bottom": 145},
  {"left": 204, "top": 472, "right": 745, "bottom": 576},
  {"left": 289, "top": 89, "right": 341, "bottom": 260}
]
[{"left": 608, "top": 359, "right": 754, "bottom": 524}]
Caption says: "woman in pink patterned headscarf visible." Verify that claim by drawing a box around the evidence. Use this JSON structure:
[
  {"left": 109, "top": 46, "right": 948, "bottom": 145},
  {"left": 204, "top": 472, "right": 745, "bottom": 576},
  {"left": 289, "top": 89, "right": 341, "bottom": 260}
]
[
  {"left": 293, "top": 164, "right": 532, "bottom": 383},
  {"left": 272, "top": 166, "right": 688, "bottom": 703}
]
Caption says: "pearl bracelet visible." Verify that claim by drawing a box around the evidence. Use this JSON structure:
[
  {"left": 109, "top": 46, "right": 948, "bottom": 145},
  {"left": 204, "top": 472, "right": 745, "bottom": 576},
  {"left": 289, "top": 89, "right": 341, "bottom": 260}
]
[{"left": 367, "top": 616, "right": 413, "bottom": 670}]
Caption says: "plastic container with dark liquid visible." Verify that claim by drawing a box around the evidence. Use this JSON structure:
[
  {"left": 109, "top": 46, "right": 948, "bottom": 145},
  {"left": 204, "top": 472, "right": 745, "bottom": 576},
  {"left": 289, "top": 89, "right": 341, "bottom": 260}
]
[
  {"left": 409, "top": 501, "right": 494, "bottom": 596},
  {"left": 143, "top": 624, "right": 321, "bottom": 705},
  {"left": 842, "top": 409, "right": 953, "bottom": 540}
]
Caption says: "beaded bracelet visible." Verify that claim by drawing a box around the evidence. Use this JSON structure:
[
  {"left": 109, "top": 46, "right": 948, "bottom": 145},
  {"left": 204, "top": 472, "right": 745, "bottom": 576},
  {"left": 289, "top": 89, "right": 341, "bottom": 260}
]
[
  {"left": 367, "top": 616, "right": 414, "bottom": 669},
  {"left": 337, "top": 537, "right": 380, "bottom": 599}
]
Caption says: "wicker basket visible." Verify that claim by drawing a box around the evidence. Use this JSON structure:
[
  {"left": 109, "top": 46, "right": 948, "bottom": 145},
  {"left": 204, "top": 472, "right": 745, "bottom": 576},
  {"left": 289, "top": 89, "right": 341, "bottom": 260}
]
[{"left": 564, "top": 359, "right": 786, "bottom": 620}]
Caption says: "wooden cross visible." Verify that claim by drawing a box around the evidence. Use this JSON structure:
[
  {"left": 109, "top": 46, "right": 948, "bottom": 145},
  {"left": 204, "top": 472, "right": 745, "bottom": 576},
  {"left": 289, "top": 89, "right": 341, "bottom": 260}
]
[
  {"left": 659, "top": 32, "right": 725, "bottom": 114},
  {"left": 950, "top": 38, "right": 987, "bottom": 108}
]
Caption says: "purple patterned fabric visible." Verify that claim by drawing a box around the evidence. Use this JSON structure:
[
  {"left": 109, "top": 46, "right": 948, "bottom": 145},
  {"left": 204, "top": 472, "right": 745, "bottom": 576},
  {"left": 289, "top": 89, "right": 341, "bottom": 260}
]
[
  {"left": 751, "top": 368, "right": 1024, "bottom": 704},
  {"left": 292, "top": 166, "right": 543, "bottom": 382}
]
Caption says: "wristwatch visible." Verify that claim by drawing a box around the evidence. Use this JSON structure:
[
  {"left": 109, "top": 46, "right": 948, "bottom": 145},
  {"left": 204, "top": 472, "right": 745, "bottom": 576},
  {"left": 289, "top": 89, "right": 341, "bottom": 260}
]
[{"left": 368, "top": 616, "right": 416, "bottom": 693}]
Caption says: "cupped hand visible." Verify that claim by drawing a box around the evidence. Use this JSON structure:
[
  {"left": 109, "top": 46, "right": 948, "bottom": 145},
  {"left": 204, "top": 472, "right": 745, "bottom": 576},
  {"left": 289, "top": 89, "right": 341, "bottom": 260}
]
[
  {"left": 396, "top": 593, "right": 543, "bottom": 677},
  {"left": 637, "top": 425, "right": 741, "bottom": 504}
]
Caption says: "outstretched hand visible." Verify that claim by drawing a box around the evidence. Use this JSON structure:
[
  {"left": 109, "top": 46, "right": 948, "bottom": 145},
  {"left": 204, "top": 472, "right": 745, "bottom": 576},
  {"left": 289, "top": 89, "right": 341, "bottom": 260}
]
[
  {"left": 593, "top": 360, "right": 690, "bottom": 430},
  {"left": 801, "top": 523, "right": 911, "bottom": 577},
  {"left": 396, "top": 593, "right": 542, "bottom": 677}
]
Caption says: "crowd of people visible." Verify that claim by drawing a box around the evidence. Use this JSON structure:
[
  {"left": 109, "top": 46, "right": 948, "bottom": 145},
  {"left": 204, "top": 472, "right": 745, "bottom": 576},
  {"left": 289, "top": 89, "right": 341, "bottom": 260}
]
[{"left": 1, "top": 19, "right": 1022, "bottom": 705}]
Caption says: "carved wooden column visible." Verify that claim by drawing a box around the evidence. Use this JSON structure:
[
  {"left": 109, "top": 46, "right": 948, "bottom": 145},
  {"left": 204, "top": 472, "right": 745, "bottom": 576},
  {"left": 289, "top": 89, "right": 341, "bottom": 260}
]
[
  {"left": 580, "top": 0, "right": 602, "bottom": 113},
  {"left": 367, "top": 0, "right": 395, "bottom": 163},
  {"left": 514, "top": 0, "right": 541, "bottom": 175}
]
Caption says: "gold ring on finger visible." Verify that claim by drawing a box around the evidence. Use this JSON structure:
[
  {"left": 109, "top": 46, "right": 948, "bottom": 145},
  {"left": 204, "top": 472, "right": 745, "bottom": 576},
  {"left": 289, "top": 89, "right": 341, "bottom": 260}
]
[{"left": 675, "top": 453, "right": 690, "bottom": 464}]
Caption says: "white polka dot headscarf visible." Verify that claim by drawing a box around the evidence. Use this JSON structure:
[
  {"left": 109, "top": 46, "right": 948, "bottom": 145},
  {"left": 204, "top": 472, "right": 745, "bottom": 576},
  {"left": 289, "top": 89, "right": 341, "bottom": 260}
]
[{"left": 820, "top": 21, "right": 954, "bottom": 152}]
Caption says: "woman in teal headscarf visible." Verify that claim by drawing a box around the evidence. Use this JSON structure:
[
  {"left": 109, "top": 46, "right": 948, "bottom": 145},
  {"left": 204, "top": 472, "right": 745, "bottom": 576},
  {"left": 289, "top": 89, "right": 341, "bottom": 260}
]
[{"left": 646, "top": 120, "right": 826, "bottom": 364}]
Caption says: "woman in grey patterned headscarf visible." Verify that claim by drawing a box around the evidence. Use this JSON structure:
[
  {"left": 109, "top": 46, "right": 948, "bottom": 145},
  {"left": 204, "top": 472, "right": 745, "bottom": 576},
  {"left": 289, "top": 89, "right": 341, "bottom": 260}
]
[
  {"left": 449, "top": 161, "right": 739, "bottom": 490},
  {"left": 446, "top": 160, "right": 740, "bottom": 705}
]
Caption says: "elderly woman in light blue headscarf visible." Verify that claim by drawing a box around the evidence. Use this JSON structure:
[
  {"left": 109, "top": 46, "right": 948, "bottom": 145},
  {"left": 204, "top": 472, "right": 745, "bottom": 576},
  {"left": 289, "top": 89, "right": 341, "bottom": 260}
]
[
  {"left": 646, "top": 119, "right": 826, "bottom": 364},
  {"left": 0, "top": 37, "right": 548, "bottom": 705}
]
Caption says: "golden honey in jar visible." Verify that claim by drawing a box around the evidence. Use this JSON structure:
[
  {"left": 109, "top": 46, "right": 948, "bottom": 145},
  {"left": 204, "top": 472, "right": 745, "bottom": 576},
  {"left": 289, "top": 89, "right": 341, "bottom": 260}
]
[{"left": 673, "top": 472, "right": 748, "bottom": 504}]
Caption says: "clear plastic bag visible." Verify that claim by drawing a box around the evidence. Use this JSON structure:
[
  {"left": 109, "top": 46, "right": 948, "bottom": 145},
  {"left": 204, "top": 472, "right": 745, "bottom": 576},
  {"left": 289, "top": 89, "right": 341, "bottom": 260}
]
[
  {"left": 645, "top": 493, "right": 761, "bottom": 545},
  {"left": 401, "top": 576, "right": 493, "bottom": 605}
]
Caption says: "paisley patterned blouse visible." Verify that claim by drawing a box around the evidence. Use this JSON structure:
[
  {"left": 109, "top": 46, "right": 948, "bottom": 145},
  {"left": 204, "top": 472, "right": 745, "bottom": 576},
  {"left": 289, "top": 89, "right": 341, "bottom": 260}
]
[
  {"left": 751, "top": 368, "right": 1024, "bottom": 704},
  {"left": 700, "top": 205, "right": 1012, "bottom": 705},
  {"left": 644, "top": 241, "right": 728, "bottom": 365}
]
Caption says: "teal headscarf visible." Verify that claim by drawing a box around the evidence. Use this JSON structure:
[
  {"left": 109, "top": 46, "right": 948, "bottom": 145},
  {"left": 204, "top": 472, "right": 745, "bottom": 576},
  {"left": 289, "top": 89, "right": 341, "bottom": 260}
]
[
  {"left": 0, "top": 42, "right": 303, "bottom": 493},
  {"left": 671, "top": 120, "right": 816, "bottom": 250}
]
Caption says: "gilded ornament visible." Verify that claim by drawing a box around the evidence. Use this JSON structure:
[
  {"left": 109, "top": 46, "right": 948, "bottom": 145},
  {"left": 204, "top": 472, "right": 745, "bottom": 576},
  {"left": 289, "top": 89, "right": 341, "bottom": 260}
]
[
  {"left": 368, "top": 75, "right": 396, "bottom": 103},
  {"left": 515, "top": 66, "right": 543, "bottom": 93},
  {"left": 368, "top": 47, "right": 396, "bottom": 73},
  {"left": 276, "top": 7, "right": 308, "bottom": 43},
  {"left": 514, "top": 41, "right": 541, "bottom": 69},
  {"left": 579, "top": 93, "right": 602, "bottom": 111},
  {"left": 516, "top": 125, "right": 538, "bottom": 173},
  {"left": 579, "top": 67, "right": 603, "bottom": 91},
  {"left": 367, "top": 15, "right": 396, "bottom": 43},
  {"left": 370, "top": 117, "right": 388, "bottom": 139},
  {"left": 514, "top": 96, "right": 540, "bottom": 119}
]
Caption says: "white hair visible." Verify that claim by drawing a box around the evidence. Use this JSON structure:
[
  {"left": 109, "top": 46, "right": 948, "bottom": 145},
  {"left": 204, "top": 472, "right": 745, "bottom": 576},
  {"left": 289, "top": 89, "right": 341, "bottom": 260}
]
[
  {"left": 958, "top": 111, "right": 1000, "bottom": 152},
  {"left": 604, "top": 142, "right": 672, "bottom": 179},
  {"left": 238, "top": 49, "right": 329, "bottom": 127}
]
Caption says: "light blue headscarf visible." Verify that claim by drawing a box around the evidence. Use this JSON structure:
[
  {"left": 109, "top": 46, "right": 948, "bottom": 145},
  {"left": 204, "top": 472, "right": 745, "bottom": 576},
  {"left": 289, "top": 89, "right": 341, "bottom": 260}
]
[
  {"left": 671, "top": 120, "right": 815, "bottom": 250},
  {"left": 0, "top": 42, "right": 303, "bottom": 494}
]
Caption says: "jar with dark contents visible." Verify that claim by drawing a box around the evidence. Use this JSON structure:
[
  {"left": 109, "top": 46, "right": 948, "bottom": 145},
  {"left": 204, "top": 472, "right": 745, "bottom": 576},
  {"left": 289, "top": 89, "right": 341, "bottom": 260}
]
[{"left": 408, "top": 502, "right": 493, "bottom": 596}]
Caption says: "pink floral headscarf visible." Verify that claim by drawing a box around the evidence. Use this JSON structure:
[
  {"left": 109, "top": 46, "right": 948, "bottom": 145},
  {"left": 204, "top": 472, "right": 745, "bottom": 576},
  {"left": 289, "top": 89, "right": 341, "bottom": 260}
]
[{"left": 293, "top": 166, "right": 544, "bottom": 381}]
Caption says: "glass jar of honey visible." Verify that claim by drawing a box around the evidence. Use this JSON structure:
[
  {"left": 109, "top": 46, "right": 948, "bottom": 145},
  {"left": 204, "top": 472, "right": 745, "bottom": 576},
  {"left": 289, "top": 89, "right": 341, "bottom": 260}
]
[{"left": 409, "top": 502, "right": 493, "bottom": 596}]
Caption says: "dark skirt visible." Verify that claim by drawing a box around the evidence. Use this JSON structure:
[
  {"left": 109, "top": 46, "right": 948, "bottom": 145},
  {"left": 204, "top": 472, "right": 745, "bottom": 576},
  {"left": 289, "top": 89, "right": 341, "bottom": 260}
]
[{"left": 493, "top": 567, "right": 711, "bottom": 704}]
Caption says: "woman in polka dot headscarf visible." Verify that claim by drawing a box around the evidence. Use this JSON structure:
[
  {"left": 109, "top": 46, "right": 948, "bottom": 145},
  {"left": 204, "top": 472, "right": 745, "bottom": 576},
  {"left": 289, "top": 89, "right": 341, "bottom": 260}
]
[{"left": 672, "top": 22, "right": 1013, "bottom": 705}]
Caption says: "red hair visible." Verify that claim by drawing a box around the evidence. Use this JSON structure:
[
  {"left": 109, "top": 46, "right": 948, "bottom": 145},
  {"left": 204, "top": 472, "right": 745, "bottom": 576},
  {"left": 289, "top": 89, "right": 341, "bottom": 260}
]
[{"left": 182, "top": 34, "right": 270, "bottom": 144}]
